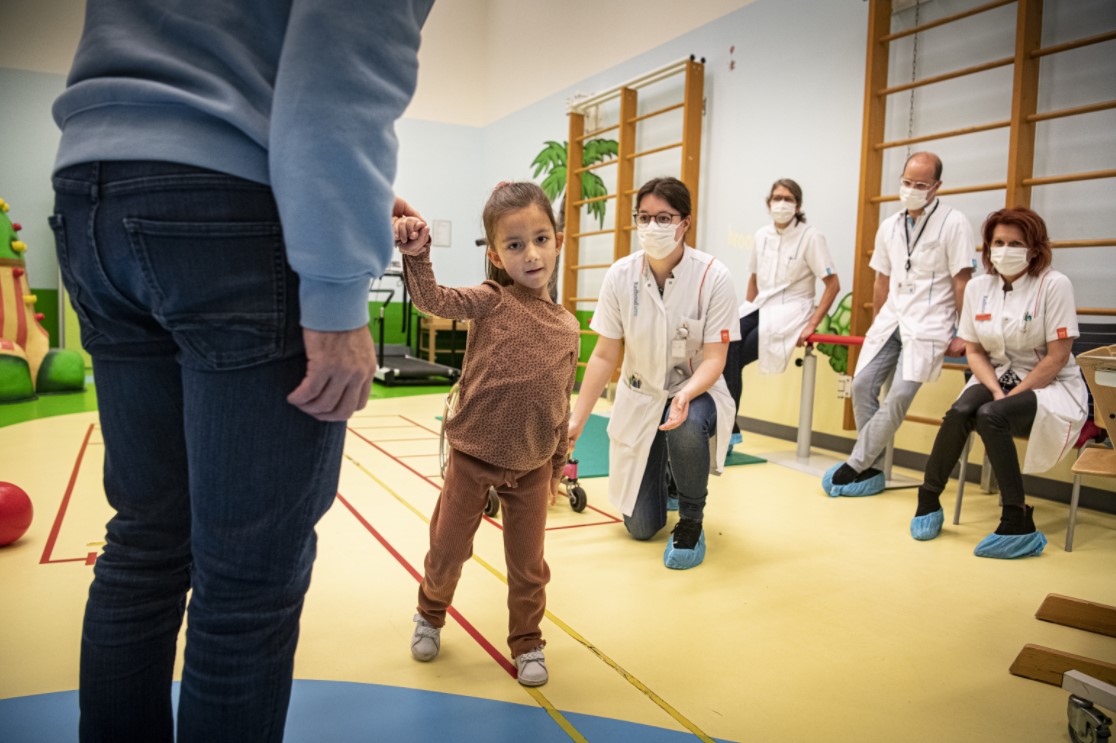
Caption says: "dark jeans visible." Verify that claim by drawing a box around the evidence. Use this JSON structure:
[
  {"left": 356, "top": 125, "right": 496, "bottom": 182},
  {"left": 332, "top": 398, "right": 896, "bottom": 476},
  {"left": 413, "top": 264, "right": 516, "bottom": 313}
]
[
  {"left": 52, "top": 162, "right": 346, "bottom": 743},
  {"left": 624, "top": 392, "right": 717, "bottom": 538},
  {"left": 923, "top": 384, "right": 1037, "bottom": 507},
  {"left": 721, "top": 312, "right": 759, "bottom": 435}
]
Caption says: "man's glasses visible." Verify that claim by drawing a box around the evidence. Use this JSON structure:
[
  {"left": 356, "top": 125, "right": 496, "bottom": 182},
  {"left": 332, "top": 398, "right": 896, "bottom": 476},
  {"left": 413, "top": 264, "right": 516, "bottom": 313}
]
[
  {"left": 899, "top": 178, "right": 934, "bottom": 191},
  {"left": 633, "top": 212, "right": 682, "bottom": 227}
]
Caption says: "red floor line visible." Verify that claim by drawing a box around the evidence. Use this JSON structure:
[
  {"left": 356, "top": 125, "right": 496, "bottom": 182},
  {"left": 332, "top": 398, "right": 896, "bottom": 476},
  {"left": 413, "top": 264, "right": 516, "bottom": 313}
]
[
  {"left": 351, "top": 414, "right": 420, "bottom": 420},
  {"left": 346, "top": 427, "right": 504, "bottom": 531},
  {"left": 545, "top": 520, "right": 621, "bottom": 532},
  {"left": 347, "top": 427, "right": 622, "bottom": 532},
  {"left": 335, "top": 493, "right": 516, "bottom": 677},
  {"left": 347, "top": 427, "right": 443, "bottom": 491},
  {"left": 397, "top": 415, "right": 442, "bottom": 436},
  {"left": 348, "top": 421, "right": 419, "bottom": 428},
  {"left": 582, "top": 502, "right": 622, "bottom": 522},
  {"left": 40, "top": 423, "right": 96, "bottom": 566}
]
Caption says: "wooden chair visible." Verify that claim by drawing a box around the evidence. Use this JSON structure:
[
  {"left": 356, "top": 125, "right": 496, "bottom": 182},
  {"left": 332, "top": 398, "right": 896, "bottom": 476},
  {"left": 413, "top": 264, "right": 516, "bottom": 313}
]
[{"left": 1068, "top": 344, "right": 1116, "bottom": 550}]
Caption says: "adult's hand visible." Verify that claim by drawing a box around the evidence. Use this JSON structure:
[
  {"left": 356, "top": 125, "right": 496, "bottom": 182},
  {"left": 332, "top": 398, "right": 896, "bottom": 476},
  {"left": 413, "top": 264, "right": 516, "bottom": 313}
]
[
  {"left": 287, "top": 327, "right": 378, "bottom": 421},
  {"left": 659, "top": 389, "right": 691, "bottom": 431},
  {"left": 567, "top": 419, "right": 585, "bottom": 454},
  {"left": 394, "top": 195, "right": 424, "bottom": 221},
  {"left": 946, "top": 336, "right": 967, "bottom": 357}
]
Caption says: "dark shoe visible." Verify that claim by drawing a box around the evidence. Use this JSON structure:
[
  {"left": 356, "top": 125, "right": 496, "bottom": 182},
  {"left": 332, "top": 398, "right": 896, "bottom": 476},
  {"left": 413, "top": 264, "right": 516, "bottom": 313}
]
[
  {"left": 831, "top": 463, "right": 859, "bottom": 485},
  {"left": 664, "top": 518, "right": 706, "bottom": 570}
]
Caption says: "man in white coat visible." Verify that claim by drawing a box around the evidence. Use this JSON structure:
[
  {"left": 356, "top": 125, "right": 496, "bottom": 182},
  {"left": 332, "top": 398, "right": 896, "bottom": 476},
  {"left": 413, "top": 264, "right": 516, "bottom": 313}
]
[{"left": 823, "top": 152, "right": 976, "bottom": 496}]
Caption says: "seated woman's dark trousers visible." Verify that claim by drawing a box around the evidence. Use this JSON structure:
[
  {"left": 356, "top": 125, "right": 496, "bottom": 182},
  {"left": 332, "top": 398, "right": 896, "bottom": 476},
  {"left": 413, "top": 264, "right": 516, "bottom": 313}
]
[{"left": 923, "top": 384, "right": 1038, "bottom": 507}]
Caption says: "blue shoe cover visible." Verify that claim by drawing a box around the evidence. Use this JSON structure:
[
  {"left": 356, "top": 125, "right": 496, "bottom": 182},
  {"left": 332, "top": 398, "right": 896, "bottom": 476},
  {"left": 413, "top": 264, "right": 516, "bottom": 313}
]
[
  {"left": 973, "top": 530, "right": 1047, "bottom": 559},
  {"left": 821, "top": 463, "right": 841, "bottom": 496},
  {"left": 663, "top": 529, "right": 706, "bottom": 570},
  {"left": 666, "top": 496, "right": 679, "bottom": 512},
  {"left": 831, "top": 471, "right": 886, "bottom": 497},
  {"left": 910, "top": 508, "right": 944, "bottom": 541},
  {"left": 726, "top": 432, "right": 742, "bottom": 458}
]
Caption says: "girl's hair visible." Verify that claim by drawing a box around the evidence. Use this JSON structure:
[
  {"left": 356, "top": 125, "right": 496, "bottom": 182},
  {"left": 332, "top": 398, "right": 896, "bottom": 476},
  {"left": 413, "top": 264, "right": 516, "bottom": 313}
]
[
  {"left": 766, "top": 178, "right": 806, "bottom": 224},
  {"left": 635, "top": 176, "right": 691, "bottom": 218},
  {"left": 482, "top": 181, "right": 560, "bottom": 298},
  {"left": 980, "top": 207, "right": 1052, "bottom": 277}
]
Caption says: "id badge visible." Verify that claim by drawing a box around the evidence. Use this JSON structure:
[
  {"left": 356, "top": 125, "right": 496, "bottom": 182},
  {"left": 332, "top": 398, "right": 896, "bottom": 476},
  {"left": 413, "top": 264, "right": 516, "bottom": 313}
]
[
  {"left": 898, "top": 281, "right": 916, "bottom": 296},
  {"left": 671, "top": 338, "right": 687, "bottom": 359}
]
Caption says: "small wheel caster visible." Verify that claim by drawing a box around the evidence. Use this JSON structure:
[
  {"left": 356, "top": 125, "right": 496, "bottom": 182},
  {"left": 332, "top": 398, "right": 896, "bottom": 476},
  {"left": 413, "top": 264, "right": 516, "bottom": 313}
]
[
  {"left": 569, "top": 485, "right": 587, "bottom": 513},
  {"left": 1068, "top": 694, "right": 1112, "bottom": 743},
  {"left": 484, "top": 488, "right": 500, "bottom": 518}
]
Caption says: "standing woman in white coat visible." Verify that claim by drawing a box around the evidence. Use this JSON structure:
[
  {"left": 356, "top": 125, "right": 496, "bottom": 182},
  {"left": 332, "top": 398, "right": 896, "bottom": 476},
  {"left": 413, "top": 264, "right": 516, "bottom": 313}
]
[
  {"left": 910, "top": 207, "right": 1087, "bottom": 558},
  {"left": 722, "top": 179, "right": 841, "bottom": 452},
  {"left": 568, "top": 177, "right": 739, "bottom": 570}
]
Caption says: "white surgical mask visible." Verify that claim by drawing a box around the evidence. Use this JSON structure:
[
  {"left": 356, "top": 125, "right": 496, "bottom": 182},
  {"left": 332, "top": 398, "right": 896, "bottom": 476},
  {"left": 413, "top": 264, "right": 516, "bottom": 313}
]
[
  {"left": 637, "top": 222, "right": 681, "bottom": 259},
  {"left": 898, "top": 185, "right": 930, "bottom": 212},
  {"left": 990, "top": 246, "right": 1030, "bottom": 277},
  {"left": 770, "top": 201, "right": 796, "bottom": 225}
]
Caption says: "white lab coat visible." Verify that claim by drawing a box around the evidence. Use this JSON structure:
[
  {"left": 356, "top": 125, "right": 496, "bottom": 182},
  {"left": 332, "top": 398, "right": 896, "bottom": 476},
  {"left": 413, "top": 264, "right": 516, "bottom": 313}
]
[
  {"left": 957, "top": 270, "right": 1088, "bottom": 473},
  {"left": 739, "top": 220, "right": 837, "bottom": 374},
  {"left": 591, "top": 246, "right": 740, "bottom": 516},
  {"left": 857, "top": 200, "right": 977, "bottom": 382}
]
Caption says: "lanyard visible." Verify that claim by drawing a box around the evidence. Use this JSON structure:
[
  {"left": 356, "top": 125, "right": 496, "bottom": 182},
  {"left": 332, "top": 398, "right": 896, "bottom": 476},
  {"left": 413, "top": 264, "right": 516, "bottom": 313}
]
[{"left": 902, "top": 199, "right": 940, "bottom": 271}]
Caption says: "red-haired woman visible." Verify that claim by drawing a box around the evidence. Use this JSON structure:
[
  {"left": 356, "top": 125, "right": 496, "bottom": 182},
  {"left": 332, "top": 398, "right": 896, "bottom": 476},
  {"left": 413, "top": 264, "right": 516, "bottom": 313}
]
[{"left": 910, "top": 207, "right": 1087, "bottom": 558}]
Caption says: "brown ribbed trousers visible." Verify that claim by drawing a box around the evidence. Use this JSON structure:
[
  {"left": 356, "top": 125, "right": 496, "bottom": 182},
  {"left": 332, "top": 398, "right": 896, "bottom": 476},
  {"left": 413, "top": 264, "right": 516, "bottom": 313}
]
[{"left": 417, "top": 448, "right": 551, "bottom": 657}]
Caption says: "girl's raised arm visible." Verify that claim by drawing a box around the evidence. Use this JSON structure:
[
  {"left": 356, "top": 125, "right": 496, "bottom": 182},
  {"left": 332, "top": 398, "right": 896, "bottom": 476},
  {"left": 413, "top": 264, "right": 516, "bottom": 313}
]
[{"left": 401, "top": 245, "right": 501, "bottom": 321}]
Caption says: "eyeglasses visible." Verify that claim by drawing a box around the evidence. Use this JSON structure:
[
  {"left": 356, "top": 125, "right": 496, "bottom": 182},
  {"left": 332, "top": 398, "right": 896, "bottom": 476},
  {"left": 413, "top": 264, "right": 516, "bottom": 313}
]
[
  {"left": 633, "top": 212, "right": 682, "bottom": 227},
  {"left": 899, "top": 178, "right": 934, "bottom": 191}
]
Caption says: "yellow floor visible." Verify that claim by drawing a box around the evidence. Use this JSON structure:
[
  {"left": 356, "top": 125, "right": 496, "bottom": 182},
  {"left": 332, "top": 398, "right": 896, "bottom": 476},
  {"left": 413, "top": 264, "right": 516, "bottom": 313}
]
[{"left": 2, "top": 392, "right": 1116, "bottom": 742}]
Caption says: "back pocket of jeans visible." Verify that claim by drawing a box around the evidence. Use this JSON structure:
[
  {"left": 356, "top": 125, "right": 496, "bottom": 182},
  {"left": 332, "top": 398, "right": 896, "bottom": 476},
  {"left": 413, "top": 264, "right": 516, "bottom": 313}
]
[{"left": 123, "top": 218, "right": 288, "bottom": 370}]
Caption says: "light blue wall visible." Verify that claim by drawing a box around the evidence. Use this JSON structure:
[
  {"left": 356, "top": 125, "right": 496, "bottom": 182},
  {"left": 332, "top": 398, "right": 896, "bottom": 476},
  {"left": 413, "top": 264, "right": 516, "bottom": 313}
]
[
  {"left": 0, "top": 67, "right": 66, "bottom": 289},
  {"left": 477, "top": 0, "right": 869, "bottom": 304}
]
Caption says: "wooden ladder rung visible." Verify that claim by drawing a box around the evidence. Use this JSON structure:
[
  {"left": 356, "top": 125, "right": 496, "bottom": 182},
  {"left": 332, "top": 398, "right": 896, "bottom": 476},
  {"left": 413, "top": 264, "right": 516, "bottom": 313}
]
[{"left": 1022, "top": 168, "right": 1116, "bottom": 187}]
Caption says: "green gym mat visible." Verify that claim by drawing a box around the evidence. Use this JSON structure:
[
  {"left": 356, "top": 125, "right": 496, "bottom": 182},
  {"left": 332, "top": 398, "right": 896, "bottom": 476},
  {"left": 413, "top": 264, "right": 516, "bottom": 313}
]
[{"left": 572, "top": 413, "right": 765, "bottom": 478}]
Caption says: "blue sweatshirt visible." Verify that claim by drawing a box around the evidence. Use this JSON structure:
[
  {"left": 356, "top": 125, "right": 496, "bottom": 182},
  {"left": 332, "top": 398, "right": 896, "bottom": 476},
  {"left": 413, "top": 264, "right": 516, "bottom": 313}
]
[{"left": 53, "top": 0, "right": 434, "bottom": 331}]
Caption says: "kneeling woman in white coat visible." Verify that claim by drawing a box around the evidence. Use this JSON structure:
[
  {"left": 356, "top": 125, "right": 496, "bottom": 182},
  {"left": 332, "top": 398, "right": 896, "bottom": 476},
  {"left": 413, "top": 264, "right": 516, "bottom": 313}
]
[
  {"left": 722, "top": 179, "right": 840, "bottom": 451},
  {"left": 910, "top": 207, "right": 1087, "bottom": 558},
  {"left": 568, "top": 177, "right": 739, "bottom": 570}
]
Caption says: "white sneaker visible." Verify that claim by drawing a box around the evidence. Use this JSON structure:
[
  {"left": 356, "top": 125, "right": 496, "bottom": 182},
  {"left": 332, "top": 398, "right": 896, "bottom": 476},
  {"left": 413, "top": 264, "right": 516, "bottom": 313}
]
[
  {"left": 515, "top": 646, "right": 548, "bottom": 687},
  {"left": 411, "top": 614, "right": 440, "bottom": 662}
]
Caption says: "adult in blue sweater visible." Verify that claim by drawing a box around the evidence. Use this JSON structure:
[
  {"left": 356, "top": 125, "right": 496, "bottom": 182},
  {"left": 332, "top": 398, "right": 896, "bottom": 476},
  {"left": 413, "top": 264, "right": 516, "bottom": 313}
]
[{"left": 51, "top": 2, "right": 434, "bottom": 741}]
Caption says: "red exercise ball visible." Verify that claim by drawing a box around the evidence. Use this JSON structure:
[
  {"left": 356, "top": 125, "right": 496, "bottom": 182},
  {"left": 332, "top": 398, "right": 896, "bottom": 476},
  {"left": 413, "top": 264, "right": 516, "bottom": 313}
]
[{"left": 0, "top": 481, "right": 34, "bottom": 547}]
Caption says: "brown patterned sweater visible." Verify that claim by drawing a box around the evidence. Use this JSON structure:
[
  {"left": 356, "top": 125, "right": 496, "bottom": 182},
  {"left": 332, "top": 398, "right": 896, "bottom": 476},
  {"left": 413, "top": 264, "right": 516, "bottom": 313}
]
[{"left": 403, "top": 247, "right": 579, "bottom": 477}]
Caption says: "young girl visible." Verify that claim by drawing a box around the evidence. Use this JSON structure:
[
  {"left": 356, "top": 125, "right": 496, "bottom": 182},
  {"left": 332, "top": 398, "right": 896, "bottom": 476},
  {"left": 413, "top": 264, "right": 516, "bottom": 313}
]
[{"left": 393, "top": 182, "right": 579, "bottom": 687}]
